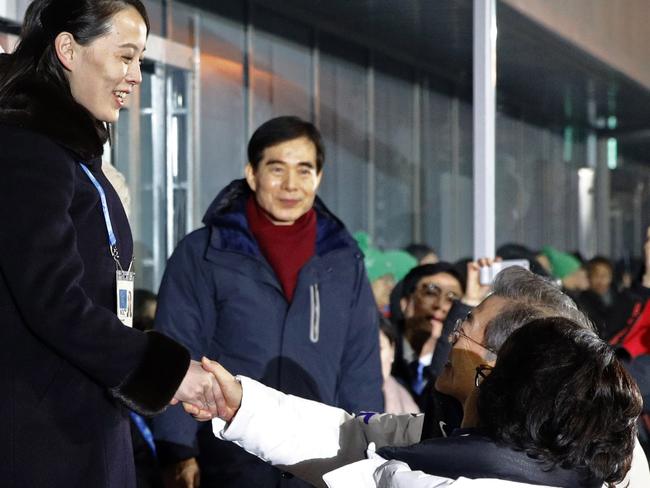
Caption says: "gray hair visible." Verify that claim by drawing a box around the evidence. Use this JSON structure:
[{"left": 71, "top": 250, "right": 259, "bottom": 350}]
[{"left": 483, "top": 266, "right": 594, "bottom": 359}]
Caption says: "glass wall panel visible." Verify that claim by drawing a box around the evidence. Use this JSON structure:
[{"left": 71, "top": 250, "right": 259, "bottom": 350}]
[
  {"left": 170, "top": 1, "right": 194, "bottom": 46},
  {"left": 318, "top": 35, "right": 369, "bottom": 235},
  {"left": 142, "top": 0, "right": 164, "bottom": 37},
  {"left": 495, "top": 112, "right": 585, "bottom": 255},
  {"left": 198, "top": 9, "right": 246, "bottom": 215},
  {"left": 421, "top": 80, "right": 454, "bottom": 259},
  {"left": 495, "top": 112, "right": 529, "bottom": 246},
  {"left": 436, "top": 99, "right": 474, "bottom": 261},
  {"left": 372, "top": 58, "right": 416, "bottom": 249},
  {"left": 251, "top": 7, "right": 313, "bottom": 126},
  {"left": 610, "top": 161, "right": 650, "bottom": 261}
]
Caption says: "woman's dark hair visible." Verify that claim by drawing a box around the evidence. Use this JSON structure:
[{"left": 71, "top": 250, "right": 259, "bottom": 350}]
[
  {"left": 247, "top": 116, "right": 325, "bottom": 173},
  {"left": 477, "top": 316, "right": 641, "bottom": 486},
  {"left": 401, "top": 262, "right": 466, "bottom": 298},
  {"left": 0, "top": 0, "right": 149, "bottom": 104}
]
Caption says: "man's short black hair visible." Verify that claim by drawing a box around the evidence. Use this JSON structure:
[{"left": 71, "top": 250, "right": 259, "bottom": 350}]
[
  {"left": 586, "top": 255, "right": 614, "bottom": 275},
  {"left": 247, "top": 116, "right": 325, "bottom": 173},
  {"left": 478, "top": 317, "right": 641, "bottom": 486},
  {"left": 401, "top": 262, "right": 465, "bottom": 299}
]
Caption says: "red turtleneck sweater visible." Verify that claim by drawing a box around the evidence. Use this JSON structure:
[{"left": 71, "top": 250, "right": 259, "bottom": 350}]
[{"left": 246, "top": 196, "right": 317, "bottom": 302}]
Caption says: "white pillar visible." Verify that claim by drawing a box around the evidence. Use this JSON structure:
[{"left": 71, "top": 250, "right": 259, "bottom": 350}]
[
  {"left": 578, "top": 167, "right": 596, "bottom": 258},
  {"left": 595, "top": 138, "right": 611, "bottom": 257},
  {"left": 473, "top": 0, "right": 497, "bottom": 259},
  {"left": 0, "top": 0, "right": 17, "bottom": 22}
]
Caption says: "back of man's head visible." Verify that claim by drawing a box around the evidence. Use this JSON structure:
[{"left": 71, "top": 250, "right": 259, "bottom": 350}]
[
  {"left": 478, "top": 316, "right": 641, "bottom": 486},
  {"left": 482, "top": 266, "right": 593, "bottom": 356},
  {"left": 247, "top": 116, "right": 325, "bottom": 173}
]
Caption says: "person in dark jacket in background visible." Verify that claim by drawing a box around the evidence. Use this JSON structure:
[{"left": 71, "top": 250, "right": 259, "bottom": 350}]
[
  {"left": 0, "top": 2, "right": 220, "bottom": 488},
  {"left": 152, "top": 116, "right": 383, "bottom": 488},
  {"left": 577, "top": 256, "right": 618, "bottom": 338}
]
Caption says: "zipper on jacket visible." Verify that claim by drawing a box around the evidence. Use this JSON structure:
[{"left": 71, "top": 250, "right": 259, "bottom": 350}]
[{"left": 309, "top": 284, "right": 320, "bottom": 343}]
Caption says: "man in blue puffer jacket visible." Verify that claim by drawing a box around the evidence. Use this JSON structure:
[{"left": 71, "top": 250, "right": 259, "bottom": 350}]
[{"left": 152, "top": 116, "right": 383, "bottom": 488}]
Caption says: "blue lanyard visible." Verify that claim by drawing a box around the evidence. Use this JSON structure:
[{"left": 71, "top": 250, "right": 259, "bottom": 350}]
[
  {"left": 79, "top": 163, "right": 121, "bottom": 264},
  {"left": 129, "top": 411, "right": 157, "bottom": 456}
]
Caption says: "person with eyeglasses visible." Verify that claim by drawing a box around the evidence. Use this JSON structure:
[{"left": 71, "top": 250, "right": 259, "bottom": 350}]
[
  {"left": 391, "top": 263, "right": 467, "bottom": 405},
  {"left": 187, "top": 316, "right": 648, "bottom": 487}
]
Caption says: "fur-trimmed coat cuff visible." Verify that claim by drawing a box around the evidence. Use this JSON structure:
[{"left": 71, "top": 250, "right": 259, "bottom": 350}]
[{"left": 111, "top": 331, "right": 190, "bottom": 416}]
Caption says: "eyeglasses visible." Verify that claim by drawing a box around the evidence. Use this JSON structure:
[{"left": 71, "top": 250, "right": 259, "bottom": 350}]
[
  {"left": 450, "top": 318, "right": 498, "bottom": 355},
  {"left": 475, "top": 364, "right": 493, "bottom": 387},
  {"left": 418, "top": 283, "right": 461, "bottom": 304}
]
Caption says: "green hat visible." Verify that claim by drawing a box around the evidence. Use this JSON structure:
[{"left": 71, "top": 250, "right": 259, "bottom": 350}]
[
  {"left": 353, "top": 231, "right": 372, "bottom": 255},
  {"left": 354, "top": 232, "right": 417, "bottom": 282},
  {"left": 354, "top": 232, "right": 383, "bottom": 281},
  {"left": 542, "top": 246, "right": 581, "bottom": 279},
  {"left": 381, "top": 250, "right": 418, "bottom": 282}
]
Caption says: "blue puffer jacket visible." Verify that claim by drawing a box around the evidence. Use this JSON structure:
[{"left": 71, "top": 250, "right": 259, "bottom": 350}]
[{"left": 152, "top": 179, "right": 382, "bottom": 484}]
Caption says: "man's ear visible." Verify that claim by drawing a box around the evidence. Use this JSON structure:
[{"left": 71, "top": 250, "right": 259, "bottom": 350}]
[
  {"left": 244, "top": 163, "right": 256, "bottom": 192},
  {"left": 54, "top": 32, "right": 76, "bottom": 71}
]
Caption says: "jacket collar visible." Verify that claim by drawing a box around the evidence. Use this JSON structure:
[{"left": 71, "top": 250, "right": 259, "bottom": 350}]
[
  {"left": 377, "top": 430, "right": 602, "bottom": 488},
  {"left": 0, "top": 75, "right": 107, "bottom": 161}
]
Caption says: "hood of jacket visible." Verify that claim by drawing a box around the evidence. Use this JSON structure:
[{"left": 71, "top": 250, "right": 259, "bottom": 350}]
[
  {"left": 202, "top": 179, "right": 357, "bottom": 257},
  {"left": 0, "top": 60, "right": 107, "bottom": 161}
]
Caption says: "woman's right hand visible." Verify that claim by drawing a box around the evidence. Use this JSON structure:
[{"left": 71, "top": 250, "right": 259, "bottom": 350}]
[
  {"left": 171, "top": 359, "right": 220, "bottom": 418},
  {"left": 182, "top": 358, "right": 243, "bottom": 422}
]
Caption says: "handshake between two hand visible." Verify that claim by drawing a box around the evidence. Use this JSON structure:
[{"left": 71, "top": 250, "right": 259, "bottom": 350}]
[{"left": 170, "top": 357, "right": 243, "bottom": 422}]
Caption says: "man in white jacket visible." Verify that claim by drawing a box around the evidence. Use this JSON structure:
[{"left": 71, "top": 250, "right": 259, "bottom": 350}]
[
  {"left": 195, "top": 317, "right": 645, "bottom": 488},
  {"left": 186, "top": 267, "right": 650, "bottom": 487}
]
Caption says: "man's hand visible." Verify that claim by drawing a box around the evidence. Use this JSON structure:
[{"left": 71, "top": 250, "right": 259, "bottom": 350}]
[
  {"left": 162, "top": 457, "right": 200, "bottom": 488},
  {"left": 171, "top": 359, "right": 219, "bottom": 418},
  {"left": 182, "top": 358, "right": 243, "bottom": 422},
  {"left": 463, "top": 257, "right": 496, "bottom": 306}
]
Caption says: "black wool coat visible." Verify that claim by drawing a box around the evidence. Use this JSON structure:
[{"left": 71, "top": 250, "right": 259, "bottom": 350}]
[{"left": 0, "top": 75, "right": 190, "bottom": 488}]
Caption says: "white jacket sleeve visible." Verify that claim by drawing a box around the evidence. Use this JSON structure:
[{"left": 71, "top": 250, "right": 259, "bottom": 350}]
[
  {"left": 212, "top": 376, "right": 423, "bottom": 488},
  {"left": 323, "top": 459, "right": 455, "bottom": 488}
]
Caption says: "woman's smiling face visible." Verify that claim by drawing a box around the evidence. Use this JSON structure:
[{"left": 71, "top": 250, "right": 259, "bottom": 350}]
[{"left": 61, "top": 6, "right": 147, "bottom": 123}]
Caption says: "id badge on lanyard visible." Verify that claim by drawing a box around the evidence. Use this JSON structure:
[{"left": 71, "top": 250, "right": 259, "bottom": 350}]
[
  {"left": 116, "top": 268, "right": 135, "bottom": 327},
  {"left": 80, "top": 163, "right": 135, "bottom": 327}
]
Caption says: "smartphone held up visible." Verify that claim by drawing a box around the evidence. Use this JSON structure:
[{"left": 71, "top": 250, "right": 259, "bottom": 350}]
[{"left": 479, "top": 259, "right": 530, "bottom": 285}]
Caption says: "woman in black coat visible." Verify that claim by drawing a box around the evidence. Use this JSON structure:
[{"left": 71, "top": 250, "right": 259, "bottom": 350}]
[{"left": 0, "top": 1, "right": 217, "bottom": 487}]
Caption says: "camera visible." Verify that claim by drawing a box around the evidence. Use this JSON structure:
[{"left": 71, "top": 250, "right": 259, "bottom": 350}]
[{"left": 479, "top": 259, "right": 530, "bottom": 285}]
